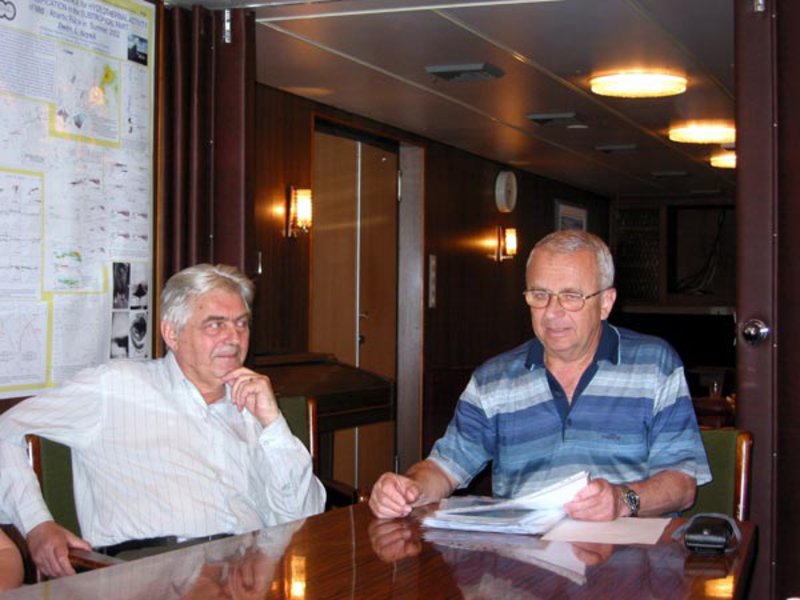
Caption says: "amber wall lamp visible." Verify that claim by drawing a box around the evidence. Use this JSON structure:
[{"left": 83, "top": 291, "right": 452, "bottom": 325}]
[
  {"left": 496, "top": 225, "right": 518, "bottom": 262},
  {"left": 286, "top": 186, "right": 313, "bottom": 237}
]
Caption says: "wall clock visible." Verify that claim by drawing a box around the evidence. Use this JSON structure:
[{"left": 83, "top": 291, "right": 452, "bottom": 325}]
[{"left": 494, "top": 170, "right": 518, "bottom": 213}]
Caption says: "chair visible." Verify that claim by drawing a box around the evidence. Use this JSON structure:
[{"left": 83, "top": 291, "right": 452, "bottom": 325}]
[
  {"left": 25, "top": 436, "right": 121, "bottom": 578},
  {"left": 683, "top": 428, "right": 753, "bottom": 521},
  {"left": 277, "top": 395, "right": 367, "bottom": 510},
  {"left": 27, "top": 436, "right": 81, "bottom": 537}
]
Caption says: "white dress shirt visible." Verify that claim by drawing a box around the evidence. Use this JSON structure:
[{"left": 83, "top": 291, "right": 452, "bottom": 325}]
[{"left": 0, "top": 353, "right": 325, "bottom": 546}]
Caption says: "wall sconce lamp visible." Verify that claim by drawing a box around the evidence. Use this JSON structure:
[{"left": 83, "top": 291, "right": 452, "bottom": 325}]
[
  {"left": 496, "top": 225, "right": 518, "bottom": 262},
  {"left": 286, "top": 186, "right": 313, "bottom": 237}
]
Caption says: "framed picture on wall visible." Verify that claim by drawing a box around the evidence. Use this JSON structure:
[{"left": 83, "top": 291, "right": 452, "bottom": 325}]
[{"left": 555, "top": 201, "right": 587, "bottom": 231}]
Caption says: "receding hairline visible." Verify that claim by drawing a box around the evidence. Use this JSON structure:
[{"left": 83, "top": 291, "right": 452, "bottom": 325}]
[{"left": 525, "top": 230, "right": 615, "bottom": 288}]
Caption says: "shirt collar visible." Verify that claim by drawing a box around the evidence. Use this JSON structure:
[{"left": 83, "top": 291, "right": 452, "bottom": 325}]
[{"left": 524, "top": 320, "right": 620, "bottom": 369}]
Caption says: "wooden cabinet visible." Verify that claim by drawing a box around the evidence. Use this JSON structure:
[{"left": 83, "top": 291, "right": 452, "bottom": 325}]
[{"left": 251, "top": 353, "right": 395, "bottom": 490}]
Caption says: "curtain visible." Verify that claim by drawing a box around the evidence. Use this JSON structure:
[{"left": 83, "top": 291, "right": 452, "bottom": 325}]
[{"left": 155, "top": 4, "right": 254, "bottom": 315}]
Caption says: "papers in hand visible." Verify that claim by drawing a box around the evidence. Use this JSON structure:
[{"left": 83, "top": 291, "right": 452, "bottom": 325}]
[{"left": 422, "top": 471, "right": 589, "bottom": 535}]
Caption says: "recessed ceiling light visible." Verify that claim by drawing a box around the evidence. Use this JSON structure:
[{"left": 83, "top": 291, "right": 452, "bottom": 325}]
[
  {"left": 590, "top": 71, "right": 687, "bottom": 98},
  {"left": 710, "top": 151, "right": 737, "bottom": 169},
  {"left": 668, "top": 122, "right": 736, "bottom": 144}
]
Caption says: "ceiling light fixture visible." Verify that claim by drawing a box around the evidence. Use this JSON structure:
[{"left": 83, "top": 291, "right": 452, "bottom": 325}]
[
  {"left": 710, "top": 151, "right": 737, "bottom": 169},
  {"left": 668, "top": 122, "right": 736, "bottom": 144},
  {"left": 590, "top": 71, "right": 687, "bottom": 98}
]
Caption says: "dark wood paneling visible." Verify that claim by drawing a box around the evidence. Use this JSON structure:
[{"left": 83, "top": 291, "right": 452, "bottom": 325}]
[
  {"left": 734, "top": 1, "right": 778, "bottom": 598},
  {"left": 251, "top": 85, "right": 609, "bottom": 484},
  {"left": 776, "top": 0, "right": 800, "bottom": 596},
  {"left": 251, "top": 86, "right": 313, "bottom": 355}
]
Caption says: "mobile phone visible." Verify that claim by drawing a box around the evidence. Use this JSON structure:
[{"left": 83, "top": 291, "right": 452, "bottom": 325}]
[{"left": 684, "top": 516, "right": 735, "bottom": 554}]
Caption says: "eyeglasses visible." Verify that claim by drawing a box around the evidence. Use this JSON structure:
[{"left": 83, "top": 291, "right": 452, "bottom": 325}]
[{"left": 522, "top": 287, "right": 611, "bottom": 312}]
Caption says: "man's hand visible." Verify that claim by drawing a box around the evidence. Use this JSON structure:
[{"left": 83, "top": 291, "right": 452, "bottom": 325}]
[
  {"left": 224, "top": 548, "right": 275, "bottom": 600},
  {"left": 563, "top": 478, "right": 621, "bottom": 521},
  {"left": 27, "top": 521, "right": 91, "bottom": 578},
  {"left": 369, "top": 473, "right": 422, "bottom": 519},
  {"left": 221, "top": 368, "right": 280, "bottom": 427},
  {"left": 368, "top": 519, "right": 422, "bottom": 562}
]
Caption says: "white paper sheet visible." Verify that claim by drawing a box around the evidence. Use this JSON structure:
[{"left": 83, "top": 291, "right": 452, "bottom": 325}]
[{"left": 542, "top": 516, "right": 670, "bottom": 545}]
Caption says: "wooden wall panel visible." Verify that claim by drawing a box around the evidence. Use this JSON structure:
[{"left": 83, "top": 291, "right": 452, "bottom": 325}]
[
  {"left": 251, "top": 86, "right": 313, "bottom": 355},
  {"left": 251, "top": 85, "right": 609, "bottom": 474},
  {"left": 777, "top": 0, "right": 800, "bottom": 595}
]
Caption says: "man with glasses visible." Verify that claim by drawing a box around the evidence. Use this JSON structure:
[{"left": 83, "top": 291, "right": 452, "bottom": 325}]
[{"left": 370, "top": 230, "right": 709, "bottom": 520}]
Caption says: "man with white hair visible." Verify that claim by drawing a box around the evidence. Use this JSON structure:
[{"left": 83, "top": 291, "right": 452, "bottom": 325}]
[{"left": 0, "top": 263, "right": 324, "bottom": 578}]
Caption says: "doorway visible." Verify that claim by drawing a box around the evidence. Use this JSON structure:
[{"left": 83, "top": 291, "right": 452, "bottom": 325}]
[{"left": 309, "top": 126, "right": 398, "bottom": 490}]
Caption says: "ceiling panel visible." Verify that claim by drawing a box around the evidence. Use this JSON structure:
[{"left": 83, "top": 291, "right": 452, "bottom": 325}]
[{"left": 246, "top": 0, "right": 736, "bottom": 198}]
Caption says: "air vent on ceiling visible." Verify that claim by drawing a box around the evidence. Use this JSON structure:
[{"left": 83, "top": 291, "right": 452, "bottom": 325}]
[
  {"left": 526, "top": 112, "right": 583, "bottom": 127},
  {"left": 425, "top": 63, "right": 504, "bottom": 82},
  {"left": 690, "top": 189, "right": 723, "bottom": 196},
  {"left": 594, "top": 144, "right": 638, "bottom": 155},
  {"left": 650, "top": 170, "right": 688, "bottom": 178}
]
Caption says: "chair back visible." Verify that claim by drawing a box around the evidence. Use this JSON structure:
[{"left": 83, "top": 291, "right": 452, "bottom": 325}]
[
  {"left": 684, "top": 428, "right": 752, "bottom": 521},
  {"left": 276, "top": 395, "right": 363, "bottom": 509},
  {"left": 26, "top": 435, "right": 81, "bottom": 536},
  {"left": 277, "top": 395, "right": 316, "bottom": 462}
]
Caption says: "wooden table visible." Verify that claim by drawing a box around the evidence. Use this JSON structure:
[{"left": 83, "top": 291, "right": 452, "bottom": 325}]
[{"left": 1, "top": 503, "right": 755, "bottom": 599}]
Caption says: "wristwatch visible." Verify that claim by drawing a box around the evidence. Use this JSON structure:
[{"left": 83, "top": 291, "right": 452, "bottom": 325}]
[{"left": 619, "top": 485, "right": 640, "bottom": 517}]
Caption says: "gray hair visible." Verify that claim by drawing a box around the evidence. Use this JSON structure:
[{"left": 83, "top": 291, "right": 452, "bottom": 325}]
[
  {"left": 527, "top": 230, "right": 615, "bottom": 289},
  {"left": 160, "top": 264, "right": 254, "bottom": 331}
]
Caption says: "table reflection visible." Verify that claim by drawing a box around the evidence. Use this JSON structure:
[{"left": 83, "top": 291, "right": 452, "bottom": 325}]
[{"left": 0, "top": 503, "right": 751, "bottom": 600}]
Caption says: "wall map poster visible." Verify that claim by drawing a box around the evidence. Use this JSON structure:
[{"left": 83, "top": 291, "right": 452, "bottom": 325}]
[{"left": 0, "top": 0, "right": 155, "bottom": 398}]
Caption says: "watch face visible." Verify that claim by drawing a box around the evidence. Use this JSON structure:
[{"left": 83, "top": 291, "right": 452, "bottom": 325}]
[{"left": 625, "top": 489, "right": 641, "bottom": 514}]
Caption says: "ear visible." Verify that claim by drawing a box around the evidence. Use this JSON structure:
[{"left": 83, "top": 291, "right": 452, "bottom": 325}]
[
  {"left": 599, "top": 287, "right": 617, "bottom": 320},
  {"left": 161, "top": 320, "right": 179, "bottom": 352}
]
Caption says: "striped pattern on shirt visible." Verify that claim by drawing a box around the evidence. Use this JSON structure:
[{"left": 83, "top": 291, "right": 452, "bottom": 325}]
[{"left": 429, "top": 323, "right": 711, "bottom": 499}]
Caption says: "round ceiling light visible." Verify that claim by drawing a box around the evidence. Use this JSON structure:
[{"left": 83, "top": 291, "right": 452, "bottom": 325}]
[
  {"left": 710, "top": 151, "right": 737, "bottom": 169},
  {"left": 668, "top": 122, "right": 736, "bottom": 144},
  {"left": 589, "top": 71, "right": 687, "bottom": 98}
]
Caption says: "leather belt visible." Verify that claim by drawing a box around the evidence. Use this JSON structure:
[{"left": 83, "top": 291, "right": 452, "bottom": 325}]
[{"left": 96, "top": 533, "right": 232, "bottom": 557}]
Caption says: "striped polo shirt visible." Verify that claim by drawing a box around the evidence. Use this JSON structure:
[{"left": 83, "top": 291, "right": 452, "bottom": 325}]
[{"left": 429, "top": 321, "right": 711, "bottom": 499}]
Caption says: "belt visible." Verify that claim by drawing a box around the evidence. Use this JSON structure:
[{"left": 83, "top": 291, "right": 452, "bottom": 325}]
[{"left": 96, "top": 533, "right": 232, "bottom": 557}]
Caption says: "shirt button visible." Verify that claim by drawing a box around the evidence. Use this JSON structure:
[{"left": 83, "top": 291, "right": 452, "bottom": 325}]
[{"left": 566, "top": 418, "right": 572, "bottom": 426}]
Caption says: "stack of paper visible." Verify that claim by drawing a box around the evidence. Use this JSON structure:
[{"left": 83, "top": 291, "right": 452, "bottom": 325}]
[{"left": 422, "top": 471, "right": 589, "bottom": 535}]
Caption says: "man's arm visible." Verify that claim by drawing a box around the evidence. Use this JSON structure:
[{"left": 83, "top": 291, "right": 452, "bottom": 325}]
[
  {"left": 254, "top": 416, "right": 326, "bottom": 522},
  {"left": 220, "top": 367, "right": 325, "bottom": 521},
  {"left": 369, "top": 459, "right": 458, "bottom": 519},
  {"left": 0, "top": 367, "right": 106, "bottom": 575},
  {"left": 564, "top": 470, "right": 696, "bottom": 521}
]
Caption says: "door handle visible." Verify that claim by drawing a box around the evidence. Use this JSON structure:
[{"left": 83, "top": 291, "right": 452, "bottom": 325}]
[{"left": 741, "top": 319, "right": 770, "bottom": 345}]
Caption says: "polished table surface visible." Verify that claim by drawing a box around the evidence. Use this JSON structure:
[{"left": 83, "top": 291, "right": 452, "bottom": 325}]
[{"left": 0, "top": 503, "right": 755, "bottom": 599}]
